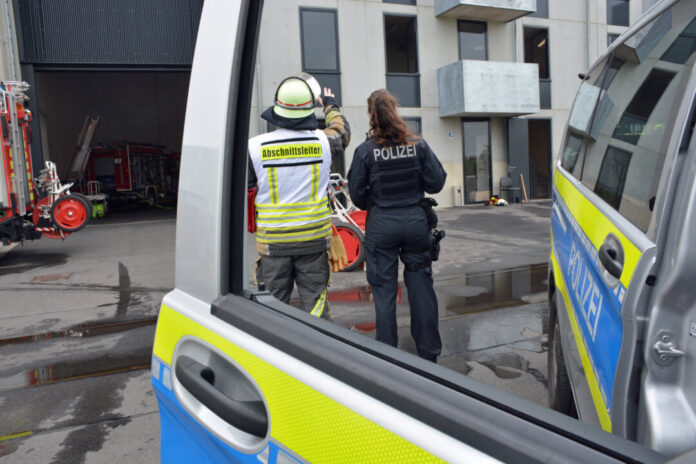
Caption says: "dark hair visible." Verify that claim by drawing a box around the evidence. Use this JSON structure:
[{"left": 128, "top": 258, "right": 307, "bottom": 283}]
[{"left": 367, "top": 89, "right": 418, "bottom": 146}]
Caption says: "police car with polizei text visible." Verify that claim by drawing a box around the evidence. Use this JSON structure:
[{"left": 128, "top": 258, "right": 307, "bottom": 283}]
[{"left": 547, "top": 0, "right": 696, "bottom": 457}]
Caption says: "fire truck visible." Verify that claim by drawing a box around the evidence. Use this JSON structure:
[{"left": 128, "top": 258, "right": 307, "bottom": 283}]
[{"left": 0, "top": 82, "right": 90, "bottom": 244}]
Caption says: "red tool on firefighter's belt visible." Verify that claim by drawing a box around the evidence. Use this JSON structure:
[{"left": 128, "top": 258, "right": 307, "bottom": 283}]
[{"left": 247, "top": 187, "right": 257, "bottom": 233}]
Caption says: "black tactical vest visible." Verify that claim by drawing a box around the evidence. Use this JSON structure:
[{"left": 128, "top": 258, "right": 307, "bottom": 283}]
[{"left": 367, "top": 141, "right": 422, "bottom": 206}]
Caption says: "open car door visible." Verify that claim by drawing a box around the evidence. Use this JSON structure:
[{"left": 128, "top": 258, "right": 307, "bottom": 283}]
[{"left": 151, "top": 1, "right": 691, "bottom": 462}]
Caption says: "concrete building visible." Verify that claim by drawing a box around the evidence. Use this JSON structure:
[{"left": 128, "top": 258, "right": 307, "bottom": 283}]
[{"left": 251, "top": 0, "right": 657, "bottom": 206}]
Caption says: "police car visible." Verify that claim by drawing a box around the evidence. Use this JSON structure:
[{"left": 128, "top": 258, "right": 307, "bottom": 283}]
[
  {"left": 548, "top": 0, "right": 696, "bottom": 457},
  {"left": 151, "top": 0, "right": 694, "bottom": 462}
]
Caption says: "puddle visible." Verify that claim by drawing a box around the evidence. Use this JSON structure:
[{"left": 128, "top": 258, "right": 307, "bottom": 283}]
[
  {"left": 0, "top": 317, "right": 157, "bottom": 347},
  {"left": 0, "top": 320, "right": 155, "bottom": 393},
  {"left": 328, "top": 263, "right": 548, "bottom": 315}
]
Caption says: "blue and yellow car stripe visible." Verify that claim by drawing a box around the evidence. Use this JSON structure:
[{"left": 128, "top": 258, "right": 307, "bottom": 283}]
[
  {"left": 152, "top": 305, "right": 444, "bottom": 463},
  {"left": 551, "top": 169, "right": 647, "bottom": 433}
]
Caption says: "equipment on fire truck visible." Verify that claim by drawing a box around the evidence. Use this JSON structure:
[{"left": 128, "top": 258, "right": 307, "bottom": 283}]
[
  {"left": 0, "top": 82, "right": 90, "bottom": 244},
  {"left": 328, "top": 173, "right": 366, "bottom": 272}
]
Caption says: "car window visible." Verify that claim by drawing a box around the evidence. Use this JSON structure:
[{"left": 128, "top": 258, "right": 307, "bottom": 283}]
[{"left": 576, "top": 8, "right": 696, "bottom": 232}]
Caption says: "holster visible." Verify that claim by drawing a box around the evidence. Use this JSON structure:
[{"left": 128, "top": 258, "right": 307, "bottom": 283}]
[{"left": 418, "top": 197, "right": 445, "bottom": 262}]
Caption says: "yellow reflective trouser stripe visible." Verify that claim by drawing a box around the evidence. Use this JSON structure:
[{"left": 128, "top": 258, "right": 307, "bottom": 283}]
[
  {"left": 551, "top": 247, "right": 612, "bottom": 432},
  {"left": 310, "top": 288, "right": 327, "bottom": 317},
  {"left": 256, "top": 197, "right": 328, "bottom": 210},
  {"left": 268, "top": 167, "right": 279, "bottom": 204},
  {"left": 153, "top": 306, "right": 444, "bottom": 463}
]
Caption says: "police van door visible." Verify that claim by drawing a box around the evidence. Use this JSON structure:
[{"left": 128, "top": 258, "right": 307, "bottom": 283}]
[
  {"left": 551, "top": 0, "right": 696, "bottom": 448},
  {"left": 151, "top": 0, "right": 674, "bottom": 462}
]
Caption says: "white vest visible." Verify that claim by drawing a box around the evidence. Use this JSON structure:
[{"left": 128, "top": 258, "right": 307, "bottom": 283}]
[{"left": 249, "top": 128, "right": 332, "bottom": 244}]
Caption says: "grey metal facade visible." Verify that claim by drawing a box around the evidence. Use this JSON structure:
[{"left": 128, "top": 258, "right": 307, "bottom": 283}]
[{"left": 14, "top": 0, "right": 202, "bottom": 66}]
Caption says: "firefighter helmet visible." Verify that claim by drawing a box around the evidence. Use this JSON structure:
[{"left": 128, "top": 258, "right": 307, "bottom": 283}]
[{"left": 273, "top": 77, "right": 315, "bottom": 119}]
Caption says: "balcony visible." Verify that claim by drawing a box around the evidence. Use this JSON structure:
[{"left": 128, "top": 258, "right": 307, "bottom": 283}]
[
  {"left": 438, "top": 60, "right": 540, "bottom": 117},
  {"left": 434, "top": 0, "right": 536, "bottom": 22}
]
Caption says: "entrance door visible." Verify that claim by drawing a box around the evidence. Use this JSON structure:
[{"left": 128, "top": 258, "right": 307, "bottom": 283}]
[
  {"left": 528, "top": 119, "right": 551, "bottom": 199},
  {"left": 462, "top": 119, "right": 491, "bottom": 203}
]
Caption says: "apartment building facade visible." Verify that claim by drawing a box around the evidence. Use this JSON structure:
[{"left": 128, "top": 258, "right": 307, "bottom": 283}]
[{"left": 251, "top": 0, "right": 660, "bottom": 206}]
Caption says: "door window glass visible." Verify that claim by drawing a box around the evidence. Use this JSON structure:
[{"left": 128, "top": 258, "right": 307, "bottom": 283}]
[
  {"left": 594, "top": 145, "right": 632, "bottom": 209},
  {"left": 579, "top": 4, "right": 696, "bottom": 232},
  {"left": 561, "top": 133, "right": 584, "bottom": 175},
  {"left": 462, "top": 119, "right": 490, "bottom": 203}
]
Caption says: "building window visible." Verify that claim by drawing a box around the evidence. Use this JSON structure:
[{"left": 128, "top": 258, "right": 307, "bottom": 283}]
[
  {"left": 384, "top": 14, "right": 420, "bottom": 107},
  {"left": 300, "top": 8, "right": 342, "bottom": 105},
  {"left": 383, "top": 0, "right": 416, "bottom": 4},
  {"left": 403, "top": 117, "right": 422, "bottom": 136},
  {"left": 524, "top": 27, "right": 550, "bottom": 109},
  {"left": 607, "top": 33, "right": 620, "bottom": 47},
  {"left": 529, "top": 0, "right": 548, "bottom": 18},
  {"left": 607, "top": 0, "right": 629, "bottom": 27},
  {"left": 458, "top": 21, "right": 487, "bottom": 61}
]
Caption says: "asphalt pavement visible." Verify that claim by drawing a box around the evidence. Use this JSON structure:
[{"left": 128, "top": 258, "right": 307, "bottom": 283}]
[{"left": 0, "top": 200, "right": 552, "bottom": 462}]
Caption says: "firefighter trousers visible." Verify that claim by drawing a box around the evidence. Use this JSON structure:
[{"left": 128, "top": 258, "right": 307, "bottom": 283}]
[
  {"left": 256, "top": 250, "right": 330, "bottom": 319},
  {"left": 365, "top": 205, "right": 442, "bottom": 361}
]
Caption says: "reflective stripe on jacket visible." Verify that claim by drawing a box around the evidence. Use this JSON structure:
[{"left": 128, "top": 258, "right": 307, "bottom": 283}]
[{"left": 249, "top": 128, "right": 332, "bottom": 244}]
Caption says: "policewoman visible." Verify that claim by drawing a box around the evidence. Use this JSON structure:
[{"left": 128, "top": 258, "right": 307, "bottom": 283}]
[
  {"left": 248, "top": 75, "right": 350, "bottom": 319},
  {"left": 348, "top": 89, "right": 446, "bottom": 362}
]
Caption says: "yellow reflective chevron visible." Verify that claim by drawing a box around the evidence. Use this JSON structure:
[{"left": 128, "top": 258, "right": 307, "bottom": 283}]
[{"left": 153, "top": 305, "right": 443, "bottom": 463}]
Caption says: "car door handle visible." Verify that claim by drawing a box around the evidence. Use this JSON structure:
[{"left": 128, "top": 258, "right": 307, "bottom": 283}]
[
  {"left": 175, "top": 355, "right": 268, "bottom": 437},
  {"left": 599, "top": 242, "right": 623, "bottom": 279}
]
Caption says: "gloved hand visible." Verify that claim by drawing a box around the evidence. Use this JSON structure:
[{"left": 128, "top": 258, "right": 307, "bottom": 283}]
[{"left": 328, "top": 225, "right": 348, "bottom": 272}]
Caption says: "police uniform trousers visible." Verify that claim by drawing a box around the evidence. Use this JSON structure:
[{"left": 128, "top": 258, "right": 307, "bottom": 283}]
[
  {"left": 256, "top": 249, "right": 331, "bottom": 319},
  {"left": 365, "top": 205, "right": 442, "bottom": 360}
]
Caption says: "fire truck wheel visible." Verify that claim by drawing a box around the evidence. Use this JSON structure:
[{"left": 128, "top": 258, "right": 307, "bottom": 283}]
[
  {"left": 51, "top": 195, "right": 90, "bottom": 232},
  {"left": 69, "top": 193, "right": 93, "bottom": 219},
  {"left": 332, "top": 221, "right": 365, "bottom": 272},
  {"left": 32, "top": 197, "right": 70, "bottom": 239}
]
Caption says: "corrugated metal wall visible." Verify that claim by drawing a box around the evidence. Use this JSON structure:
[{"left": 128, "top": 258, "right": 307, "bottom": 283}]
[{"left": 15, "top": 0, "right": 203, "bottom": 65}]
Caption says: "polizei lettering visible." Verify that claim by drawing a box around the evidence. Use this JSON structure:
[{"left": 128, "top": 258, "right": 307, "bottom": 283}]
[
  {"left": 373, "top": 144, "right": 417, "bottom": 161},
  {"left": 261, "top": 143, "right": 321, "bottom": 161}
]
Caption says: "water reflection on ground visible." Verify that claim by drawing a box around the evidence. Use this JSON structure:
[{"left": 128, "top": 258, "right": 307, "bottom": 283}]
[{"left": 325, "top": 263, "right": 550, "bottom": 406}]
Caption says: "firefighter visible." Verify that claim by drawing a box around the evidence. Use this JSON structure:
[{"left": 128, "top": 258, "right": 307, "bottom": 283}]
[
  {"left": 348, "top": 89, "right": 446, "bottom": 362},
  {"left": 248, "top": 75, "right": 350, "bottom": 319}
]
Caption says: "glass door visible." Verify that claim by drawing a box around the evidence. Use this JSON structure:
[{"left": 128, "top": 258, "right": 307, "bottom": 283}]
[{"left": 462, "top": 119, "right": 491, "bottom": 203}]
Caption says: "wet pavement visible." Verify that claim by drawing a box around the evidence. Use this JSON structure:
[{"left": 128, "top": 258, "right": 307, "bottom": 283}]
[{"left": 0, "top": 201, "right": 552, "bottom": 461}]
